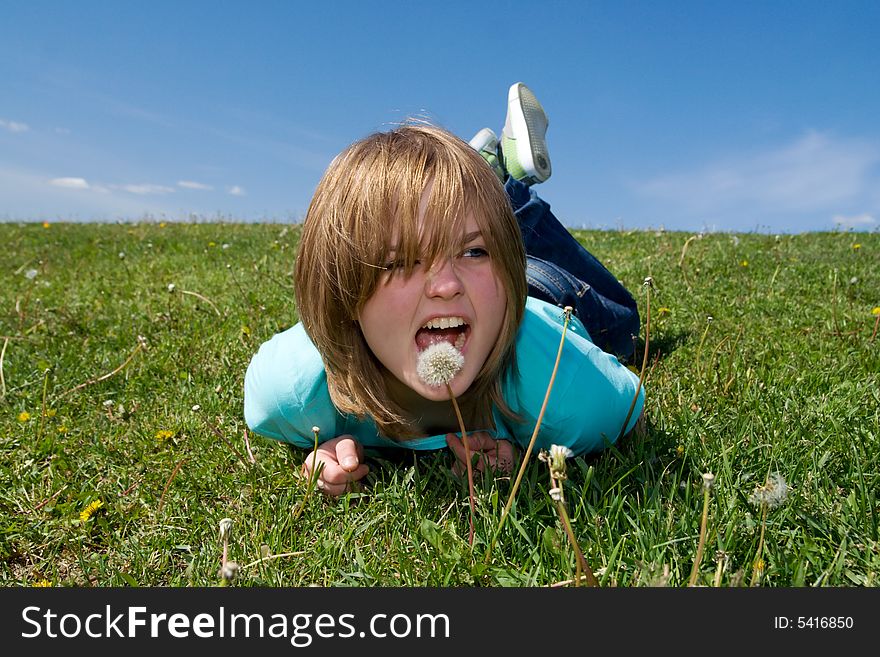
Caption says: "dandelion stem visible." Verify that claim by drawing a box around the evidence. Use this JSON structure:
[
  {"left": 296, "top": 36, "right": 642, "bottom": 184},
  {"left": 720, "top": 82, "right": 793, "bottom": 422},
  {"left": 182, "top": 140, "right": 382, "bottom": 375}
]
[
  {"left": 713, "top": 553, "right": 726, "bottom": 587},
  {"left": 750, "top": 503, "right": 769, "bottom": 586},
  {"left": 180, "top": 289, "right": 222, "bottom": 317},
  {"left": 553, "top": 479, "right": 599, "bottom": 587},
  {"left": 871, "top": 313, "right": 879, "bottom": 342},
  {"left": 447, "top": 383, "right": 475, "bottom": 547},
  {"left": 695, "top": 315, "right": 712, "bottom": 381},
  {"left": 678, "top": 234, "right": 699, "bottom": 292},
  {"left": 486, "top": 307, "right": 573, "bottom": 564},
  {"left": 209, "top": 422, "right": 250, "bottom": 467},
  {"left": 831, "top": 269, "right": 842, "bottom": 337},
  {"left": 31, "top": 485, "right": 68, "bottom": 513},
  {"left": 37, "top": 368, "right": 50, "bottom": 445},
  {"left": 243, "top": 428, "right": 256, "bottom": 464},
  {"left": 293, "top": 427, "right": 323, "bottom": 522},
  {"left": 0, "top": 337, "right": 8, "bottom": 398},
  {"left": 241, "top": 551, "right": 307, "bottom": 570},
  {"left": 688, "top": 478, "right": 713, "bottom": 586},
  {"left": 59, "top": 337, "right": 146, "bottom": 399},
  {"left": 157, "top": 457, "right": 187, "bottom": 514}
]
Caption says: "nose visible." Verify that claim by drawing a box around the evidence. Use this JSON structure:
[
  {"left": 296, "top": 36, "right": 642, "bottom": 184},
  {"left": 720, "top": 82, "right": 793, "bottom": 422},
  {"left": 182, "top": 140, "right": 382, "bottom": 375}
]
[{"left": 424, "top": 258, "right": 463, "bottom": 299}]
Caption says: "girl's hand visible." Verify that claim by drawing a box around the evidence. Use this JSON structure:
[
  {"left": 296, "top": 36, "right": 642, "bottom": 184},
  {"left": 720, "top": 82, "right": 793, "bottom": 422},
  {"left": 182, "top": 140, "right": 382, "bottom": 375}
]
[
  {"left": 445, "top": 433, "right": 516, "bottom": 476},
  {"left": 301, "top": 434, "right": 370, "bottom": 496}
]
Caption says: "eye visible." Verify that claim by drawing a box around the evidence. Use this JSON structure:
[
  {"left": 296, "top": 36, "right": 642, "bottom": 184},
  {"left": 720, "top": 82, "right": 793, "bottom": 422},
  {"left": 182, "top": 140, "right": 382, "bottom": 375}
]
[{"left": 461, "top": 247, "right": 489, "bottom": 258}]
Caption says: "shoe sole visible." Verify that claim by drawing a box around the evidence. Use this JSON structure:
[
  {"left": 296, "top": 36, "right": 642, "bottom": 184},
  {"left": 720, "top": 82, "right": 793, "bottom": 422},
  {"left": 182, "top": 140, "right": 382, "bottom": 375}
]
[{"left": 507, "top": 83, "right": 551, "bottom": 183}]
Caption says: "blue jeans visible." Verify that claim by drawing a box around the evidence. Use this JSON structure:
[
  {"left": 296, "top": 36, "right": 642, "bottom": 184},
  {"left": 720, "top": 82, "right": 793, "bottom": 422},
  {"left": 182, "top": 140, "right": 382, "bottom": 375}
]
[{"left": 506, "top": 177, "right": 640, "bottom": 359}]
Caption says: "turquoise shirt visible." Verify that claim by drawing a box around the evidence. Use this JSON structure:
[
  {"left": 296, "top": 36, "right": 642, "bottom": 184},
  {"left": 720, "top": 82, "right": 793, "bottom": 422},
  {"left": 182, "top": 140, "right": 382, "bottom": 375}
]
[{"left": 244, "top": 297, "right": 644, "bottom": 455}]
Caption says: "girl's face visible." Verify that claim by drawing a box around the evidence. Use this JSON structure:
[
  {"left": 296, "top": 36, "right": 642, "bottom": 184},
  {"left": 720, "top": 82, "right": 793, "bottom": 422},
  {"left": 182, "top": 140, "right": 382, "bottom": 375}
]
[{"left": 357, "top": 211, "right": 507, "bottom": 403}]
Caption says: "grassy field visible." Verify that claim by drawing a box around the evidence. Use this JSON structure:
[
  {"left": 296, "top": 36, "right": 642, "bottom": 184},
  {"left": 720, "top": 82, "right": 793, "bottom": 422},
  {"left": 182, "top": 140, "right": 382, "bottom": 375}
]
[{"left": 1, "top": 221, "right": 877, "bottom": 587}]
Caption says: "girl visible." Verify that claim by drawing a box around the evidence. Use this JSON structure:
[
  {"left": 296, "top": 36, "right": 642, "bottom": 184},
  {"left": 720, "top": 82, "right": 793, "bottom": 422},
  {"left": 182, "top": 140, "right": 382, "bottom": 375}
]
[{"left": 245, "top": 107, "right": 644, "bottom": 496}]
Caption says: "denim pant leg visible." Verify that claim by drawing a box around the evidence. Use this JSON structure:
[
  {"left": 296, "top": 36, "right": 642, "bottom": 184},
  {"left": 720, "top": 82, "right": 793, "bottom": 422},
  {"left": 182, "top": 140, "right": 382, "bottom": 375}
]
[{"left": 507, "top": 177, "right": 640, "bottom": 359}]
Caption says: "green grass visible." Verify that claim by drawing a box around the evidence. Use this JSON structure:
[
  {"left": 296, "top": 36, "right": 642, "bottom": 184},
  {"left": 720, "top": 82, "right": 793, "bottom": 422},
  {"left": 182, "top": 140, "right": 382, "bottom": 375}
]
[{"left": 1, "top": 221, "right": 877, "bottom": 587}]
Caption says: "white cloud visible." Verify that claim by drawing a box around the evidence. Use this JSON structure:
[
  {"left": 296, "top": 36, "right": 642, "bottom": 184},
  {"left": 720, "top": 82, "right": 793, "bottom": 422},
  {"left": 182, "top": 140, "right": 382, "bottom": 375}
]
[
  {"left": 119, "top": 183, "right": 175, "bottom": 195},
  {"left": 833, "top": 213, "right": 877, "bottom": 229},
  {"left": 228, "top": 185, "right": 246, "bottom": 196},
  {"left": 0, "top": 118, "right": 30, "bottom": 133},
  {"left": 50, "top": 177, "right": 90, "bottom": 190},
  {"left": 178, "top": 180, "right": 213, "bottom": 190},
  {"left": 637, "top": 132, "right": 880, "bottom": 217},
  {"left": 1, "top": 165, "right": 181, "bottom": 220}
]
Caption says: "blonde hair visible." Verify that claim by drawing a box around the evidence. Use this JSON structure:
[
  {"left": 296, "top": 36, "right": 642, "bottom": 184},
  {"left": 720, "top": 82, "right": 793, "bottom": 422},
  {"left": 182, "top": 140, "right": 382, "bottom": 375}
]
[{"left": 294, "top": 123, "right": 527, "bottom": 439}]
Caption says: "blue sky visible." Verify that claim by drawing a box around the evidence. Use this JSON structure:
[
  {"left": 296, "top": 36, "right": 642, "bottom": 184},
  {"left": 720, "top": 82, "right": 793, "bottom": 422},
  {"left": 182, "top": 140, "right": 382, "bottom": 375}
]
[{"left": 2, "top": 0, "right": 879, "bottom": 232}]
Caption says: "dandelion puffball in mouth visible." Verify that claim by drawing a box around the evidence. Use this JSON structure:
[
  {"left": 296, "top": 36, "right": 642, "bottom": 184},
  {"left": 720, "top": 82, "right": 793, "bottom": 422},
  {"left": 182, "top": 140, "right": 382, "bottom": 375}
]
[{"left": 416, "top": 342, "right": 465, "bottom": 387}]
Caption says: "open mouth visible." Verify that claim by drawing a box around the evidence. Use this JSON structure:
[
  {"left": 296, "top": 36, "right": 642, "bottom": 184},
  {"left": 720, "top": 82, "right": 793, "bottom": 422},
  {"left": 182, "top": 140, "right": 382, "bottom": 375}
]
[{"left": 415, "top": 316, "right": 470, "bottom": 353}]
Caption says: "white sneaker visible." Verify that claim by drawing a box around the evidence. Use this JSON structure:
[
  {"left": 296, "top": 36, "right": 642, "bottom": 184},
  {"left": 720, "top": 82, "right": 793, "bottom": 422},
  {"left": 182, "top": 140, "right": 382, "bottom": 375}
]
[
  {"left": 468, "top": 127, "right": 505, "bottom": 183},
  {"left": 501, "top": 82, "right": 551, "bottom": 184}
]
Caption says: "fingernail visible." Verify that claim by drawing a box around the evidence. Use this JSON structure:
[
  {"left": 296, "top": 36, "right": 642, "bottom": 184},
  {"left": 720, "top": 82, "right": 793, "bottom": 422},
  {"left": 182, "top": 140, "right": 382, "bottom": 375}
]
[{"left": 342, "top": 457, "right": 357, "bottom": 469}]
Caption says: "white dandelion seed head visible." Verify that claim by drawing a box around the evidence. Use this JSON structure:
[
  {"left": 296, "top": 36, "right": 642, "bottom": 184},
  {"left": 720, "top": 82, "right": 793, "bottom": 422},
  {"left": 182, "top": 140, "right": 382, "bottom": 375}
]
[
  {"left": 702, "top": 472, "right": 716, "bottom": 491},
  {"left": 219, "top": 517, "right": 233, "bottom": 542},
  {"left": 219, "top": 561, "right": 240, "bottom": 582},
  {"left": 748, "top": 472, "right": 789, "bottom": 509},
  {"left": 416, "top": 342, "right": 464, "bottom": 387},
  {"left": 25, "top": 268, "right": 38, "bottom": 280},
  {"left": 549, "top": 487, "right": 563, "bottom": 502},
  {"left": 549, "top": 444, "right": 574, "bottom": 461},
  {"left": 167, "top": 283, "right": 176, "bottom": 293},
  {"left": 548, "top": 444, "right": 574, "bottom": 479}
]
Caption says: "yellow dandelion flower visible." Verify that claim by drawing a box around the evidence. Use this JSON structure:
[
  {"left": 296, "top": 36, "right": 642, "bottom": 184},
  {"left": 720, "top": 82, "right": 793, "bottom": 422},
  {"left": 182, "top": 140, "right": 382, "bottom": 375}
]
[
  {"left": 675, "top": 445, "right": 685, "bottom": 457},
  {"left": 79, "top": 499, "right": 104, "bottom": 523},
  {"left": 159, "top": 222, "right": 167, "bottom": 228},
  {"left": 208, "top": 241, "right": 216, "bottom": 247},
  {"left": 46, "top": 409, "right": 57, "bottom": 418},
  {"left": 241, "top": 325, "right": 251, "bottom": 337},
  {"left": 852, "top": 243, "right": 861, "bottom": 250},
  {"left": 42, "top": 221, "right": 50, "bottom": 229},
  {"left": 32, "top": 579, "right": 52, "bottom": 587},
  {"left": 754, "top": 558, "right": 765, "bottom": 572},
  {"left": 155, "top": 429, "right": 174, "bottom": 441},
  {"left": 872, "top": 307, "right": 880, "bottom": 316},
  {"left": 17, "top": 411, "right": 31, "bottom": 422},
  {"left": 57, "top": 425, "right": 68, "bottom": 434},
  {"left": 740, "top": 260, "right": 749, "bottom": 267}
]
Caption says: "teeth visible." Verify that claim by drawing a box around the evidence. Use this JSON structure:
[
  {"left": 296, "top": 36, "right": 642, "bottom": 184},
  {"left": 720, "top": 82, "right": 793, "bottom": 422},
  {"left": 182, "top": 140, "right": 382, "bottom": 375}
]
[{"left": 421, "top": 316, "right": 466, "bottom": 330}]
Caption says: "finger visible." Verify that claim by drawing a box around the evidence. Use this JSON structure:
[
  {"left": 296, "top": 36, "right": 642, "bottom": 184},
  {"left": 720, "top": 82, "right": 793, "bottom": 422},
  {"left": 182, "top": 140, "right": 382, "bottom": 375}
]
[
  {"left": 300, "top": 450, "right": 328, "bottom": 479},
  {"left": 317, "top": 476, "right": 366, "bottom": 497},
  {"left": 335, "top": 435, "right": 364, "bottom": 472},
  {"left": 465, "top": 431, "right": 497, "bottom": 451},
  {"left": 446, "top": 434, "right": 487, "bottom": 474},
  {"left": 445, "top": 433, "right": 468, "bottom": 465},
  {"left": 321, "top": 461, "right": 370, "bottom": 486}
]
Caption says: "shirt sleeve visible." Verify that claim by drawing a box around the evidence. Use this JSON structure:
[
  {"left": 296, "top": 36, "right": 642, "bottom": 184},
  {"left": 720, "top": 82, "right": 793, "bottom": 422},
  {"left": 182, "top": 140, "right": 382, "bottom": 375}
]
[{"left": 243, "top": 324, "right": 341, "bottom": 449}]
